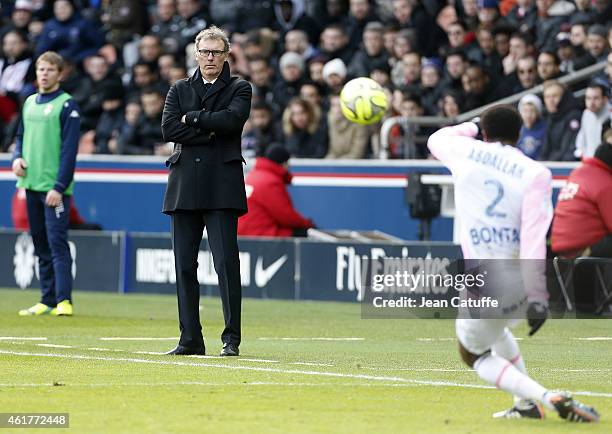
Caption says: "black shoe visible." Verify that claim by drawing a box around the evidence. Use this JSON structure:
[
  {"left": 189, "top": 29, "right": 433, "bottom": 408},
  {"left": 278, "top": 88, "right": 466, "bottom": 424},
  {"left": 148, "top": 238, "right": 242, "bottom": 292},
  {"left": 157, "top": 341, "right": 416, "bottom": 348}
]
[
  {"left": 165, "top": 345, "right": 205, "bottom": 356},
  {"left": 220, "top": 343, "right": 239, "bottom": 356}
]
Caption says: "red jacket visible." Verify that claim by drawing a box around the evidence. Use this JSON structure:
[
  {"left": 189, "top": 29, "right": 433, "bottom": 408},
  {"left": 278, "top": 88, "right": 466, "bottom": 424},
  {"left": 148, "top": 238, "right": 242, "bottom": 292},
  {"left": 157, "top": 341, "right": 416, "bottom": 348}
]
[
  {"left": 238, "top": 158, "right": 313, "bottom": 237},
  {"left": 551, "top": 158, "right": 612, "bottom": 254}
]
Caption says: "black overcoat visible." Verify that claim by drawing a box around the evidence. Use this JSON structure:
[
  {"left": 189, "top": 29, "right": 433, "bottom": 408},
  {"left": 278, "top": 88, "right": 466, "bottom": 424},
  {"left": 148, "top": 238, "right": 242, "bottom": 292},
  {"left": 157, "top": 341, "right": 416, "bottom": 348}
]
[{"left": 161, "top": 62, "right": 252, "bottom": 215}]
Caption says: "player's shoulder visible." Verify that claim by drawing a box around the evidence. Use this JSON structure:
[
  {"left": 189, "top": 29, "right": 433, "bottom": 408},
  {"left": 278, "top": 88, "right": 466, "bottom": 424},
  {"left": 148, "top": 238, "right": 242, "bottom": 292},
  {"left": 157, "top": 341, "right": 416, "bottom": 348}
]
[{"left": 517, "top": 151, "right": 552, "bottom": 181}]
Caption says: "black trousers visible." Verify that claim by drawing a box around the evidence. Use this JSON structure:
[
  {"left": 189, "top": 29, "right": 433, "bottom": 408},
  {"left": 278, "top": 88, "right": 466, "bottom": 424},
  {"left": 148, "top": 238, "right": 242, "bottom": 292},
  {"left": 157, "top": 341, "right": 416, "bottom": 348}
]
[{"left": 171, "top": 209, "right": 242, "bottom": 349}]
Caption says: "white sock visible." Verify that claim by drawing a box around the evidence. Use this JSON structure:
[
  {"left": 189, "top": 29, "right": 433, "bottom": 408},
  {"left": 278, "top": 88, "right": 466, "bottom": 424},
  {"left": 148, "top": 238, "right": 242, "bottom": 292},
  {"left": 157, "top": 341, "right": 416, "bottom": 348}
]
[
  {"left": 474, "top": 354, "right": 548, "bottom": 406},
  {"left": 491, "top": 328, "right": 527, "bottom": 404}
]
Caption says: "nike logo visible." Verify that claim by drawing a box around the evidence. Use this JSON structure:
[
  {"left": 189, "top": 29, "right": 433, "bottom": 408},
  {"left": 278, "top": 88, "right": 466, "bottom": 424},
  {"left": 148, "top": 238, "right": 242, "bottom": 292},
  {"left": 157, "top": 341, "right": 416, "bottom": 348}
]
[{"left": 255, "top": 255, "right": 287, "bottom": 288}]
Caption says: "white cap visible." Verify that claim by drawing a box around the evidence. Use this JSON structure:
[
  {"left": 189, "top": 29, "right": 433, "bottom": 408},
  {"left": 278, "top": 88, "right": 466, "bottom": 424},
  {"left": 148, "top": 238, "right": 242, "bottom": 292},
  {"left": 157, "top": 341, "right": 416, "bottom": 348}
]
[
  {"left": 518, "top": 93, "right": 543, "bottom": 117},
  {"left": 322, "top": 58, "right": 347, "bottom": 80}
]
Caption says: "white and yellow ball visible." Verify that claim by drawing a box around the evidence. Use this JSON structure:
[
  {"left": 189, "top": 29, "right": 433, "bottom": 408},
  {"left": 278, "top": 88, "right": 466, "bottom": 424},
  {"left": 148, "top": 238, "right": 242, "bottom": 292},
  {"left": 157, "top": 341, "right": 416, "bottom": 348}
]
[{"left": 339, "top": 77, "right": 389, "bottom": 125}]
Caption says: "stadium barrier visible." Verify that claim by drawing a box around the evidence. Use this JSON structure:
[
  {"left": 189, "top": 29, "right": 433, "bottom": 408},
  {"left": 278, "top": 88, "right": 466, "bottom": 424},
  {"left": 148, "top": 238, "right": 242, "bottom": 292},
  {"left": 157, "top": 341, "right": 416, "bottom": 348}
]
[{"left": 0, "top": 229, "right": 461, "bottom": 302}]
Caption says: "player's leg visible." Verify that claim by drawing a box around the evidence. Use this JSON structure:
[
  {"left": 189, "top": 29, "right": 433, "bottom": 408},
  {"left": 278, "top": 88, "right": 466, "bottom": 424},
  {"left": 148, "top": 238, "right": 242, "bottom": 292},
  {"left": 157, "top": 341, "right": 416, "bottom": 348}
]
[
  {"left": 44, "top": 194, "right": 73, "bottom": 315},
  {"left": 19, "top": 190, "right": 55, "bottom": 314},
  {"left": 457, "top": 319, "right": 599, "bottom": 422}
]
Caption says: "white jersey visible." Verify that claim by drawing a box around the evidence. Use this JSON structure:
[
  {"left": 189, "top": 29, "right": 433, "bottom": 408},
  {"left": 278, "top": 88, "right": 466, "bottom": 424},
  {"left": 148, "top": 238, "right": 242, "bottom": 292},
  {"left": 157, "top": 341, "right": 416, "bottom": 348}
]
[{"left": 427, "top": 122, "right": 553, "bottom": 261}]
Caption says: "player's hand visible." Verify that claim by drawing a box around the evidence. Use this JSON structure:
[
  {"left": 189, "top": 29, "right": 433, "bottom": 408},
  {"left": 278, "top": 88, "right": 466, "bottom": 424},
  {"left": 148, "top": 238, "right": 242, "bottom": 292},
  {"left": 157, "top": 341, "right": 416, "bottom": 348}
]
[
  {"left": 12, "top": 158, "right": 27, "bottom": 177},
  {"left": 527, "top": 302, "right": 548, "bottom": 336},
  {"left": 45, "top": 189, "right": 62, "bottom": 207}
]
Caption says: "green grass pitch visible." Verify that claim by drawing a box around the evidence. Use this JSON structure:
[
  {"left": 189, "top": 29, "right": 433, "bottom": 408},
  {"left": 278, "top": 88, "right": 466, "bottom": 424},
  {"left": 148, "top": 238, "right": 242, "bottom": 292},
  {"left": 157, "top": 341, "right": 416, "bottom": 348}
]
[{"left": 0, "top": 288, "right": 610, "bottom": 433}]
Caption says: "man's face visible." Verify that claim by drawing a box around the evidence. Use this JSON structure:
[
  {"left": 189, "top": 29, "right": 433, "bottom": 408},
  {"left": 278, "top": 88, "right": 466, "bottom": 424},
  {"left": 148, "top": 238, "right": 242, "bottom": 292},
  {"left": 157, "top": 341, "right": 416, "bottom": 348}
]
[
  {"left": 141, "top": 93, "right": 163, "bottom": 118},
  {"left": 326, "top": 73, "right": 344, "bottom": 89},
  {"left": 158, "top": 55, "right": 174, "bottom": 80},
  {"left": 383, "top": 30, "right": 397, "bottom": 54},
  {"left": 393, "top": 0, "right": 412, "bottom": 23},
  {"left": 251, "top": 108, "right": 271, "bottom": 129},
  {"left": 177, "top": 0, "right": 197, "bottom": 19},
  {"left": 286, "top": 31, "right": 307, "bottom": 53},
  {"left": 393, "top": 35, "right": 411, "bottom": 58},
  {"left": 447, "top": 24, "right": 465, "bottom": 48},
  {"left": 363, "top": 30, "right": 383, "bottom": 56},
  {"left": 84, "top": 56, "right": 109, "bottom": 81},
  {"left": 571, "top": 25, "right": 587, "bottom": 47},
  {"left": 585, "top": 87, "right": 607, "bottom": 113},
  {"left": 321, "top": 28, "right": 347, "bottom": 52},
  {"left": 350, "top": 0, "right": 370, "bottom": 20},
  {"left": 327, "top": 0, "right": 343, "bottom": 16},
  {"left": 300, "top": 85, "right": 320, "bottom": 107},
  {"left": 140, "top": 36, "right": 162, "bottom": 62},
  {"left": 54, "top": 0, "right": 74, "bottom": 21},
  {"left": 463, "top": 67, "right": 486, "bottom": 94},
  {"left": 509, "top": 37, "right": 527, "bottom": 59},
  {"left": 168, "top": 66, "right": 187, "bottom": 84},
  {"left": 543, "top": 85, "right": 563, "bottom": 113},
  {"left": 2, "top": 32, "right": 26, "bottom": 59},
  {"left": 281, "top": 64, "right": 302, "bottom": 82},
  {"left": 11, "top": 9, "right": 31, "bottom": 28},
  {"left": 36, "top": 60, "right": 61, "bottom": 93},
  {"left": 462, "top": 0, "right": 478, "bottom": 15},
  {"left": 517, "top": 58, "right": 537, "bottom": 88},
  {"left": 537, "top": 53, "right": 558, "bottom": 80},
  {"left": 309, "top": 62, "right": 324, "bottom": 82},
  {"left": 586, "top": 34, "right": 607, "bottom": 57},
  {"left": 158, "top": 0, "right": 175, "bottom": 21},
  {"left": 495, "top": 33, "right": 510, "bottom": 57},
  {"left": 133, "top": 65, "right": 155, "bottom": 87},
  {"left": 249, "top": 60, "right": 272, "bottom": 87},
  {"left": 446, "top": 55, "right": 465, "bottom": 79},
  {"left": 402, "top": 53, "right": 421, "bottom": 82},
  {"left": 195, "top": 38, "right": 228, "bottom": 81},
  {"left": 400, "top": 100, "right": 423, "bottom": 118},
  {"left": 421, "top": 66, "right": 439, "bottom": 88},
  {"left": 477, "top": 29, "right": 495, "bottom": 54}
]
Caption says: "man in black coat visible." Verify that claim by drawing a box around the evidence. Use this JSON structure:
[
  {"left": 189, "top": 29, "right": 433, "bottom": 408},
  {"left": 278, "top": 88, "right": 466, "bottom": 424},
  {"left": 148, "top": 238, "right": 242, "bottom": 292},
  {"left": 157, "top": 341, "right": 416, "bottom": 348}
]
[{"left": 161, "top": 25, "right": 252, "bottom": 357}]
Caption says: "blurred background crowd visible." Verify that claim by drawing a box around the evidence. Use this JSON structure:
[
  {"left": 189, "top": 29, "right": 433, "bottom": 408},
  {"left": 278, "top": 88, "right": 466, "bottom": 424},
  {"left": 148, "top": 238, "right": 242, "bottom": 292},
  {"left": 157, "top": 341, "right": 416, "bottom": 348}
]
[{"left": 0, "top": 0, "right": 611, "bottom": 160}]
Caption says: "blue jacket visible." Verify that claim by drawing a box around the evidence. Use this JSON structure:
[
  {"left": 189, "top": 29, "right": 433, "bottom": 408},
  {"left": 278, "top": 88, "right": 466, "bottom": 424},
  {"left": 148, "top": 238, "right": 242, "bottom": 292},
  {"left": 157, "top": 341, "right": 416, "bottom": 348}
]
[
  {"left": 518, "top": 119, "right": 547, "bottom": 160},
  {"left": 35, "top": 12, "right": 104, "bottom": 63}
]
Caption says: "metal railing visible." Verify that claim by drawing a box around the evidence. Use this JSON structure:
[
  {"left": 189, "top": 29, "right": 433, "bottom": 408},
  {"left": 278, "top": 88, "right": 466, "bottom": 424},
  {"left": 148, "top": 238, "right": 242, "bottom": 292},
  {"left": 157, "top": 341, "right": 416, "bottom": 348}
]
[{"left": 379, "top": 60, "right": 607, "bottom": 159}]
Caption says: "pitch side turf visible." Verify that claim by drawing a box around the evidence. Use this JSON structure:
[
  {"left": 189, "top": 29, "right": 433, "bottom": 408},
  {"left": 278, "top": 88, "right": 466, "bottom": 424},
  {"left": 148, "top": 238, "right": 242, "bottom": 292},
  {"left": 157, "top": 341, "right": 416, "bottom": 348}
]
[{"left": 0, "top": 288, "right": 610, "bottom": 434}]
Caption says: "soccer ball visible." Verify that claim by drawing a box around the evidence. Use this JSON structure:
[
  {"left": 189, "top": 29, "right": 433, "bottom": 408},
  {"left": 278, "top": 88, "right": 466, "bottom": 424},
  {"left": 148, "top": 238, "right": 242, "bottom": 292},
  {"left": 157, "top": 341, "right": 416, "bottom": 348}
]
[{"left": 340, "top": 77, "right": 389, "bottom": 125}]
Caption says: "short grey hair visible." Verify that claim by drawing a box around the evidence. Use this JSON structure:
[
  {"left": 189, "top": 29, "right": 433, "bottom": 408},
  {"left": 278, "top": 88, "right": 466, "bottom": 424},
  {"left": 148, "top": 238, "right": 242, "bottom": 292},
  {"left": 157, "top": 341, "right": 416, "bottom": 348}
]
[{"left": 195, "top": 25, "right": 231, "bottom": 52}]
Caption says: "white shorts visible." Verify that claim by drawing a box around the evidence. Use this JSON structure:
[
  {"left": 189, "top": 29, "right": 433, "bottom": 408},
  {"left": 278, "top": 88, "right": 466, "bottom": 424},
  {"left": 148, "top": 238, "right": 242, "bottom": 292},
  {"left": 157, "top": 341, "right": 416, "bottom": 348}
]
[{"left": 455, "top": 318, "right": 523, "bottom": 355}]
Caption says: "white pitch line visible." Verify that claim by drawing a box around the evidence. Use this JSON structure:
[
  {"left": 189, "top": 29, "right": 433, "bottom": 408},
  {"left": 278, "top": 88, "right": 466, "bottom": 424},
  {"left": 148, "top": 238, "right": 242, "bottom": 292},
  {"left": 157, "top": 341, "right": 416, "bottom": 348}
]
[
  {"left": 100, "top": 337, "right": 178, "bottom": 341},
  {"left": 36, "top": 344, "right": 74, "bottom": 349},
  {"left": 292, "top": 362, "right": 335, "bottom": 367},
  {"left": 1, "top": 350, "right": 612, "bottom": 398},
  {"left": 573, "top": 337, "right": 612, "bottom": 341},
  {"left": 258, "top": 337, "right": 365, "bottom": 341},
  {"left": 0, "top": 382, "right": 423, "bottom": 388},
  {"left": 0, "top": 337, "right": 47, "bottom": 341}
]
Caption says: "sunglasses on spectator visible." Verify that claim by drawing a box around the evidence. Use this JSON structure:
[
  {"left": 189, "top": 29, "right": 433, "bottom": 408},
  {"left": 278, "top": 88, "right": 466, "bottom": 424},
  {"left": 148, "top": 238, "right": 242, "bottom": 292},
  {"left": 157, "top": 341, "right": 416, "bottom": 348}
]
[{"left": 197, "top": 49, "right": 227, "bottom": 57}]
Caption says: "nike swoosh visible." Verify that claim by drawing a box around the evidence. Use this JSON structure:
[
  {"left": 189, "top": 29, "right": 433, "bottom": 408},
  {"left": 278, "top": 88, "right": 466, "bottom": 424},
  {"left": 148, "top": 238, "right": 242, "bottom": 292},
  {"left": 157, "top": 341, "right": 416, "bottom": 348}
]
[{"left": 255, "top": 255, "right": 288, "bottom": 288}]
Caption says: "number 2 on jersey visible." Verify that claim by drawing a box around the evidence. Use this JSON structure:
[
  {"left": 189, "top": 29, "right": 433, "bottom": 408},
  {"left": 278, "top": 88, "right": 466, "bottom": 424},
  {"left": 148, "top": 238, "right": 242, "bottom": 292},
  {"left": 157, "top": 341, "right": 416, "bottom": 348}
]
[{"left": 484, "top": 179, "right": 506, "bottom": 218}]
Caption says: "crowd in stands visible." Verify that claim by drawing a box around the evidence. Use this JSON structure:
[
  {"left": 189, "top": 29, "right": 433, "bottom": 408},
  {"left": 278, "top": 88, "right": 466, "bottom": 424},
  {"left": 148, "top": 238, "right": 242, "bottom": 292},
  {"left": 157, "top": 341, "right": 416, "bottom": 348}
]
[{"left": 0, "top": 0, "right": 611, "bottom": 160}]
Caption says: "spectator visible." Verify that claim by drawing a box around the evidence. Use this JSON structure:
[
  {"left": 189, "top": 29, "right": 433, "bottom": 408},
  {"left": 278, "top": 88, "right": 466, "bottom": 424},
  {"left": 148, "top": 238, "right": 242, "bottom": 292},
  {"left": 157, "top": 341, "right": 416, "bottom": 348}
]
[
  {"left": 570, "top": 21, "right": 588, "bottom": 56},
  {"left": 389, "top": 28, "right": 416, "bottom": 84},
  {"left": 502, "top": 32, "right": 533, "bottom": 76},
  {"left": 516, "top": 56, "right": 538, "bottom": 90},
  {"left": 517, "top": 94, "right": 547, "bottom": 160},
  {"left": 535, "top": 0, "right": 575, "bottom": 51},
  {"left": 209, "top": 0, "right": 275, "bottom": 35},
  {"left": 150, "top": 0, "right": 182, "bottom": 55},
  {"left": 459, "top": 0, "right": 480, "bottom": 32},
  {"left": 299, "top": 82, "right": 326, "bottom": 115},
  {"left": 389, "top": 0, "right": 445, "bottom": 56},
  {"left": 556, "top": 32, "right": 577, "bottom": 73},
  {"left": 238, "top": 144, "right": 314, "bottom": 237},
  {"left": 322, "top": 0, "right": 349, "bottom": 27},
  {"left": 241, "top": 100, "right": 282, "bottom": 158},
  {"left": 368, "top": 57, "right": 392, "bottom": 87},
  {"left": 35, "top": 0, "right": 104, "bottom": 63},
  {"left": 346, "top": 0, "right": 380, "bottom": 51},
  {"left": 420, "top": 57, "right": 443, "bottom": 115},
  {"left": 574, "top": 24, "right": 610, "bottom": 70},
  {"left": 551, "top": 141, "right": 612, "bottom": 311},
  {"left": 492, "top": 24, "right": 512, "bottom": 60},
  {"left": 273, "top": 51, "right": 306, "bottom": 112},
  {"left": 273, "top": 0, "right": 321, "bottom": 46},
  {"left": 1, "top": 0, "right": 35, "bottom": 38},
  {"left": 284, "top": 29, "right": 319, "bottom": 62},
  {"left": 80, "top": 54, "right": 123, "bottom": 132},
  {"left": 347, "top": 21, "right": 389, "bottom": 79},
  {"left": 117, "top": 88, "right": 166, "bottom": 155},
  {"left": 307, "top": 56, "right": 327, "bottom": 87},
  {"left": 394, "top": 51, "right": 421, "bottom": 89},
  {"left": 176, "top": 0, "right": 209, "bottom": 52},
  {"left": 0, "top": 30, "right": 33, "bottom": 106},
  {"left": 442, "top": 21, "right": 470, "bottom": 54},
  {"left": 126, "top": 61, "right": 163, "bottom": 99},
  {"left": 461, "top": 63, "right": 493, "bottom": 110},
  {"left": 103, "top": 0, "right": 148, "bottom": 48},
  {"left": 94, "top": 82, "right": 125, "bottom": 154},
  {"left": 326, "top": 94, "right": 370, "bottom": 159},
  {"left": 539, "top": 80, "right": 581, "bottom": 161},
  {"left": 441, "top": 48, "right": 468, "bottom": 94},
  {"left": 505, "top": 0, "right": 537, "bottom": 35},
  {"left": 322, "top": 58, "right": 348, "bottom": 94},
  {"left": 319, "top": 23, "right": 354, "bottom": 64},
  {"left": 576, "top": 82, "right": 611, "bottom": 159},
  {"left": 572, "top": 0, "right": 598, "bottom": 24},
  {"left": 395, "top": 93, "right": 432, "bottom": 158},
  {"left": 167, "top": 63, "right": 187, "bottom": 85},
  {"left": 248, "top": 57, "right": 278, "bottom": 114},
  {"left": 282, "top": 97, "right": 328, "bottom": 157},
  {"left": 537, "top": 50, "right": 562, "bottom": 82},
  {"left": 439, "top": 88, "right": 465, "bottom": 117},
  {"left": 158, "top": 53, "right": 177, "bottom": 84},
  {"left": 468, "top": 25, "right": 502, "bottom": 82},
  {"left": 476, "top": 0, "right": 500, "bottom": 30},
  {"left": 137, "top": 34, "right": 164, "bottom": 71}
]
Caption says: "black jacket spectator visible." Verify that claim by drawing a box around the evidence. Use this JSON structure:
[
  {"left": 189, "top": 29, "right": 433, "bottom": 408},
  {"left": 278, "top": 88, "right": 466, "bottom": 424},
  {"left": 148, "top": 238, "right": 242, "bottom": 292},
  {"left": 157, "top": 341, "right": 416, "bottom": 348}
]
[
  {"left": 282, "top": 97, "right": 328, "bottom": 158},
  {"left": 540, "top": 88, "right": 582, "bottom": 161},
  {"left": 273, "top": 0, "right": 321, "bottom": 46}
]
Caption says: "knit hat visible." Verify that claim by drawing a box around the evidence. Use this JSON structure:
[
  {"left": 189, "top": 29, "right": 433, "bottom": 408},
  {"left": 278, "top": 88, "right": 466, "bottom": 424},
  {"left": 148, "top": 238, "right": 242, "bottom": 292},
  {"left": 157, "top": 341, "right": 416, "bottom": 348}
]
[
  {"left": 322, "top": 58, "right": 347, "bottom": 80},
  {"left": 421, "top": 57, "right": 443, "bottom": 73},
  {"left": 477, "top": 0, "right": 498, "bottom": 9},
  {"left": 14, "top": 0, "right": 33, "bottom": 11},
  {"left": 265, "top": 144, "right": 291, "bottom": 164},
  {"left": 279, "top": 52, "right": 305, "bottom": 72},
  {"left": 518, "top": 94, "right": 543, "bottom": 117},
  {"left": 588, "top": 24, "right": 607, "bottom": 39}
]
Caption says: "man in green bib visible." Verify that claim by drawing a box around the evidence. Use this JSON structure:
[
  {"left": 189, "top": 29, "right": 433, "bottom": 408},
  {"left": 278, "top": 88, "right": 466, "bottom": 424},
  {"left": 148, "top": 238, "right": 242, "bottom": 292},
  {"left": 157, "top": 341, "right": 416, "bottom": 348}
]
[{"left": 12, "top": 51, "right": 81, "bottom": 317}]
